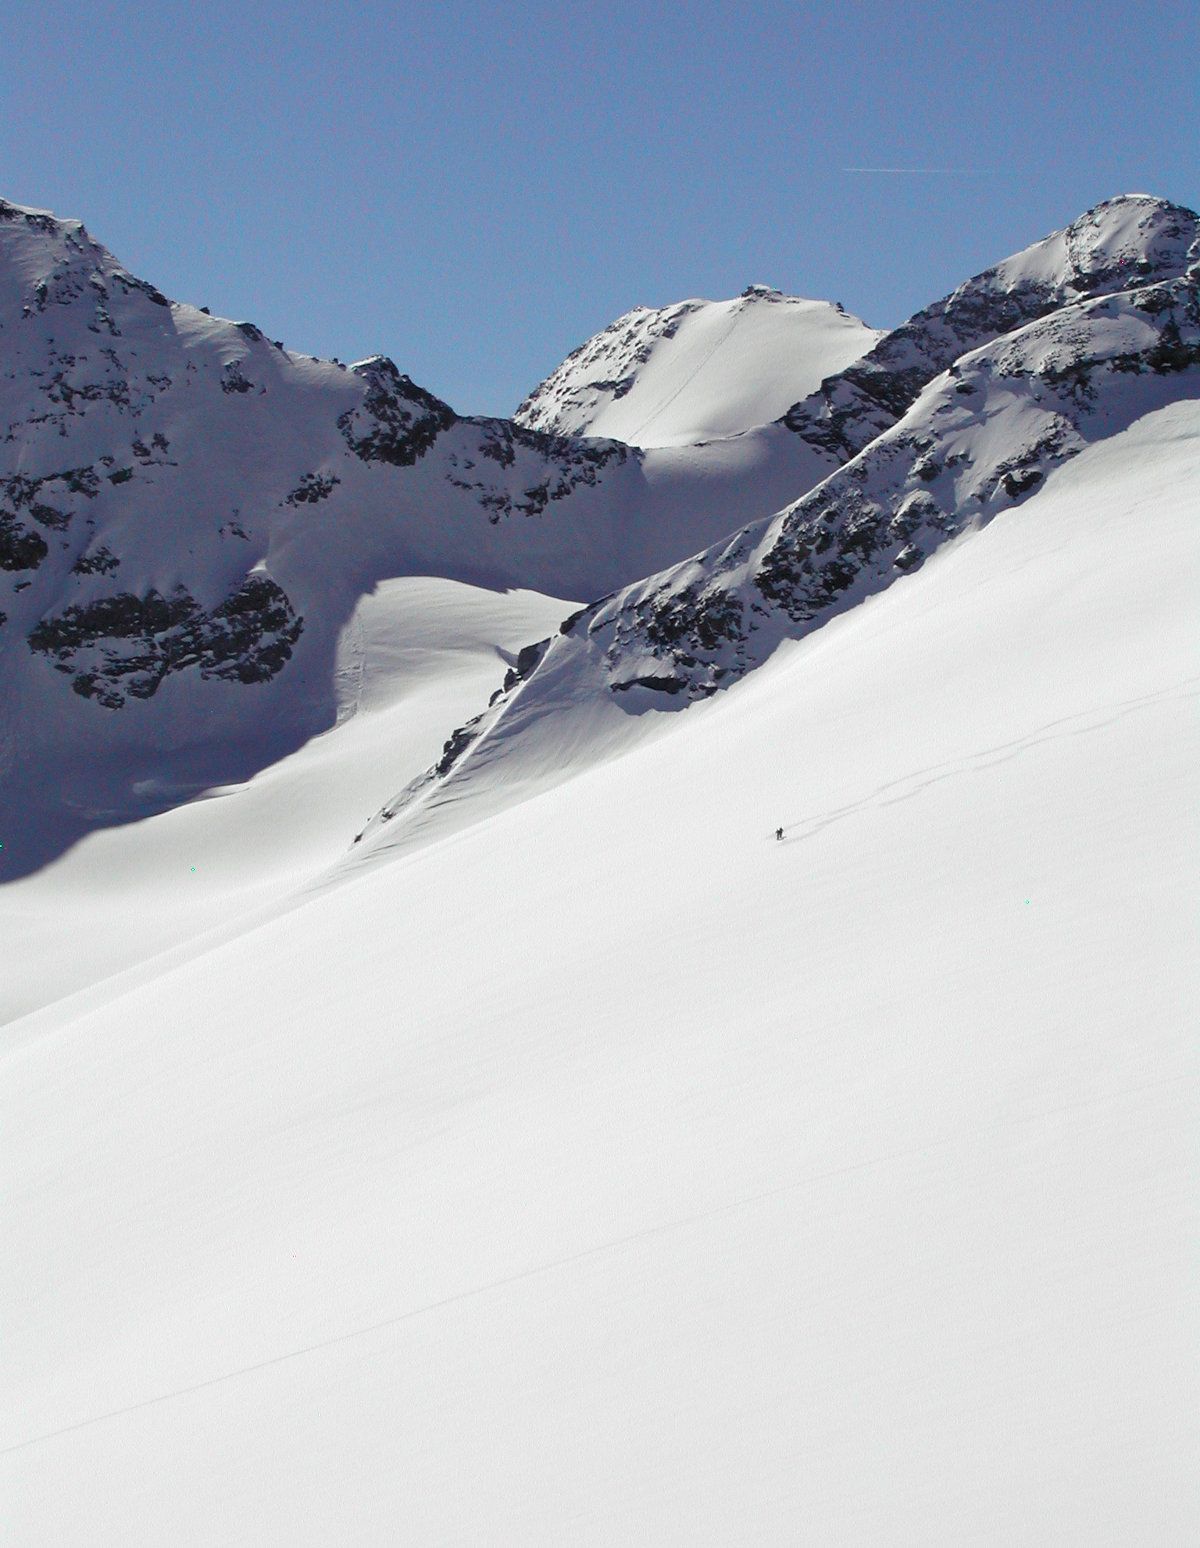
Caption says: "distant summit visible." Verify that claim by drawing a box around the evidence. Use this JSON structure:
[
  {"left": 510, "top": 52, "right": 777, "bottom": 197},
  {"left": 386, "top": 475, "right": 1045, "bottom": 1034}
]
[{"left": 514, "top": 288, "right": 882, "bottom": 447}]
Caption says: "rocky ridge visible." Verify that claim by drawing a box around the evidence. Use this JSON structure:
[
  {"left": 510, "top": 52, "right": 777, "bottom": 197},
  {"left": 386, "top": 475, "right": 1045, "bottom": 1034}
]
[
  {"left": 0, "top": 198, "right": 868, "bottom": 732},
  {"left": 368, "top": 196, "right": 1200, "bottom": 830},
  {"left": 603, "top": 267, "right": 1200, "bottom": 700},
  {"left": 780, "top": 194, "right": 1200, "bottom": 459}
]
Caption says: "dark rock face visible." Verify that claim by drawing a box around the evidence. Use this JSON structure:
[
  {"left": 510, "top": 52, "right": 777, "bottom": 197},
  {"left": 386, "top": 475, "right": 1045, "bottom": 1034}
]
[
  {"left": 1001, "top": 468, "right": 1044, "bottom": 498},
  {"left": 446, "top": 418, "right": 630, "bottom": 523},
  {"left": 27, "top": 574, "right": 303, "bottom": 708},
  {"left": 610, "top": 674, "right": 688, "bottom": 695},
  {"left": 642, "top": 582, "right": 747, "bottom": 653},
  {"left": 338, "top": 356, "right": 456, "bottom": 466},
  {"left": 0, "top": 511, "right": 49, "bottom": 571},
  {"left": 70, "top": 544, "right": 119, "bottom": 576},
  {"left": 434, "top": 719, "right": 482, "bottom": 777},
  {"left": 284, "top": 471, "right": 340, "bottom": 506},
  {"left": 221, "top": 362, "right": 255, "bottom": 394},
  {"left": 575, "top": 268, "right": 1200, "bottom": 705},
  {"left": 496, "top": 636, "right": 552, "bottom": 698},
  {"left": 0, "top": 469, "right": 91, "bottom": 531}
]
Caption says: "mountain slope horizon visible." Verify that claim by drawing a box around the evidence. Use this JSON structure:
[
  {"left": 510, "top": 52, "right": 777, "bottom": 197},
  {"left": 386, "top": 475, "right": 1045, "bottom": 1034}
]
[
  {"left": 357, "top": 192, "right": 1200, "bottom": 860},
  {"left": 0, "top": 189, "right": 1194, "bottom": 1016},
  {"left": 2, "top": 184, "right": 1197, "bottom": 1543},
  {"left": 0, "top": 194, "right": 866, "bottom": 880}
]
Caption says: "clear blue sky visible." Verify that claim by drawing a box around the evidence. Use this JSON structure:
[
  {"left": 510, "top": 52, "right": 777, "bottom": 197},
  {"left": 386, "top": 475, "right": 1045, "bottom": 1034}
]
[{"left": 3, "top": 0, "right": 1196, "bottom": 415}]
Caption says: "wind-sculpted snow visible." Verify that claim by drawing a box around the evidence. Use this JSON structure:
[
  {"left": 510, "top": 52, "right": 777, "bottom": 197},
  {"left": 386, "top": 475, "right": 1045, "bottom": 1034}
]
[{"left": 781, "top": 194, "right": 1200, "bottom": 461}]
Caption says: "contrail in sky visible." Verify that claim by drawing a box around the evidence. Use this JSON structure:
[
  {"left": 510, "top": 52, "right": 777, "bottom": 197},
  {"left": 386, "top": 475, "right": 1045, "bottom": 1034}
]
[{"left": 844, "top": 166, "right": 994, "bottom": 175}]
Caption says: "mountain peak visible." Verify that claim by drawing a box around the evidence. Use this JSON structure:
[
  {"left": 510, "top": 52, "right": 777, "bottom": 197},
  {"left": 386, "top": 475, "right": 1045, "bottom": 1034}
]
[
  {"left": 0, "top": 195, "right": 111, "bottom": 263},
  {"left": 777, "top": 193, "right": 1200, "bottom": 465},
  {"left": 514, "top": 289, "right": 882, "bottom": 447},
  {"left": 0, "top": 195, "right": 76, "bottom": 228},
  {"left": 1011, "top": 191, "right": 1200, "bottom": 294}
]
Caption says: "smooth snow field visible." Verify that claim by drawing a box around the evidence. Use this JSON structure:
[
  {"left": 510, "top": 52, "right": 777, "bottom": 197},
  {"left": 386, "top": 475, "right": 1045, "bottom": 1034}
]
[
  {"left": 3, "top": 404, "right": 1198, "bottom": 1542},
  {"left": 0, "top": 581, "right": 576, "bottom": 1024}
]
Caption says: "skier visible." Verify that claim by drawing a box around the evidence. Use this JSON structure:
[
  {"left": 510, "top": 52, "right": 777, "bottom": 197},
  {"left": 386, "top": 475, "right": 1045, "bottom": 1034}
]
[{"left": 775, "top": 827, "right": 784, "bottom": 842}]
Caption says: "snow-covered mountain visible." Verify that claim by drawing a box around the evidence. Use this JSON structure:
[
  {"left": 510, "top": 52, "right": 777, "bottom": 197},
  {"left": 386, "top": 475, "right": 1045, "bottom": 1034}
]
[
  {"left": 358, "top": 193, "right": 1200, "bottom": 852},
  {"left": 0, "top": 199, "right": 864, "bottom": 879},
  {"left": 9, "top": 192, "right": 1189, "bottom": 884},
  {"left": 3, "top": 192, "right": 1198, "bottom": 1544},
  {"left": 781, "top": 192, "right": 1200, "bottom": 460},
  {"left": 513, "top": 287, "right": 882, "bottom": 446},
  {"left": 3, "top": 190, "right": 1194, "bottom": 997},
  {"left": 5, "top": 397, "right": 1196, "bottom": 1545}
]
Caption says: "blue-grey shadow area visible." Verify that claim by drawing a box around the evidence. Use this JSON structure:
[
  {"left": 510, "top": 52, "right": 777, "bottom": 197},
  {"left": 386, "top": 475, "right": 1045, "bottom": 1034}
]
[{"left": 0, "top": 607, "right": 350, "bottom": 883}]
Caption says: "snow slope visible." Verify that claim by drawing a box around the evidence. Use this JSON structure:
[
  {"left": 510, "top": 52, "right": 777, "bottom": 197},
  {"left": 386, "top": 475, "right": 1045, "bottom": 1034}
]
[
  {"left": 514, "top": 287, "right": 882, "bottom": 446},
  {"left": 2, "top": 193, "right": 1193, "bottom": 890},
  {"left": 2, "top": 192, "right": 1198, "bottom": 1543},
  {"left": 0, "top": 199, "right": 858, "bottom": 884},
  {"left": 3, "top": 402, "right": 1196, "bottom": 1544},
  {"left": 360, "top": 245, "right": 1200, "bottom": 847},
  {"left": 0, "top": 578, "right": 574, "bottom": 1023}
]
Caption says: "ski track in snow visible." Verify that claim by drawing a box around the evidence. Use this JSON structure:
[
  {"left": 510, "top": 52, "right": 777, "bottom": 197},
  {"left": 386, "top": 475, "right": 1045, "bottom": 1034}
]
[
  {"left": 2, "top": 197, "right": 1197, "bottom": 1543},
  {"left": 622, "top": 308, "right": 744, "bottom": 445},
  {"left": 334, "top": 609, "right": 367, "bottom": 727},
  {"left": 776, "top": 677, "right": 1200, "bottom": 843},
  {"left": 2, "top": 1068, "right": 1187, "bottom": 1463}
]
